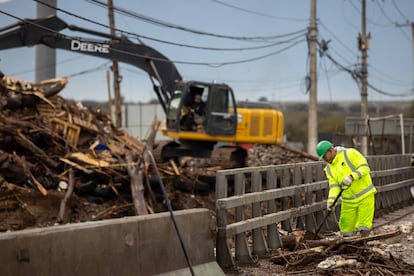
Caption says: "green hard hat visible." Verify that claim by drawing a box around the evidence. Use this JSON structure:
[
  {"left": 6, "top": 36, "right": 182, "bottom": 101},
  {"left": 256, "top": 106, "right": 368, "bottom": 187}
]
[{"left": 316, "top": 140, "right": 333, "bottom": 160}]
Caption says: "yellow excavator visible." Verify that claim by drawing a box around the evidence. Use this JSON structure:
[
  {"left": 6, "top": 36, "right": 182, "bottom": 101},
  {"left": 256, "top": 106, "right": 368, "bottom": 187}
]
[{"left": 0, "top": 15, "right": 283, "bottom": 168}]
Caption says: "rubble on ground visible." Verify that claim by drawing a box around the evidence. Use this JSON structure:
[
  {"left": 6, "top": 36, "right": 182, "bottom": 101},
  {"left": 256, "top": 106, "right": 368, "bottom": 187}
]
[
  {"left": 271, "top": 229, "right": 414, "bottom": 275},
  {"left": 0, "top": 72, "right": 152, "bottom": 230},
  {"left": 231, "top": 213, "right": 414, "bottom": 275},
  {"left": 2, "top": 72, "right": 413, "bottom": 275},
  {"left": 0, "top": 72, "right": 315, "bottom": 232},
  {"left": 247, "top": 143, "right": 318, "bottom": 166}
]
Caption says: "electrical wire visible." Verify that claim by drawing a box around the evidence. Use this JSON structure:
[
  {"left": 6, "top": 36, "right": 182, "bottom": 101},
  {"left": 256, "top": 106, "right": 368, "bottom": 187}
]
[
  {"left": 34, "top": 0, "right": 308, "bottom": 51},
  {"left": 320, "top": 55, "right": 333, "bottom": 102},
  {"left": 0, "top": 10, "right": 305, "bottom": 68},
  {"left": 210, "top": 0, "right": 308, "bottom": 22},
  {"left": 318, "top": 21, "right": 412, "bottom": 90},
  {"left": 85, "top": 0, "right": 308, "bottom": 42},
  {"left": 320, "top": 45, "right": 413, "bottom": 98},
  {"left": 391, "top": 0, "right": 410, "bottom": 23},
  {"left": 319, "top": 22, "right": 357, "bottom": 60},
  {"left": 348, "top": 0, "right": 392, "bottom": 28},
  {"left": 374, "top": 0, "right": 411, "bottom": 41},
  {"left": 67, "top": 61, "right": 110, "bottom": 78}
]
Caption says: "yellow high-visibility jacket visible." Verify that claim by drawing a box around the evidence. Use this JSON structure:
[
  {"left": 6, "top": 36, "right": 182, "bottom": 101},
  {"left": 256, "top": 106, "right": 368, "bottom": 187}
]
[{"left": 324, "top": 147, "right": 376, "bottom": 204}]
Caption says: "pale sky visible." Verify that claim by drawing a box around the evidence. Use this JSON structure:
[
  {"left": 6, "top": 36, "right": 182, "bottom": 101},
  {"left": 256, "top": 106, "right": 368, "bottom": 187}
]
[{"left": 0, "top": 0, "right": 413, "bottom": 103}]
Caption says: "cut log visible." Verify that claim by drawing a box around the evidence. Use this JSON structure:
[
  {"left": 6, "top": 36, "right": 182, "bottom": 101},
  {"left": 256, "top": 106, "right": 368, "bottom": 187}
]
[
  {"left": 305, "top": 229, "right": 402, "bottom": 249},
  {"left": 279, "top": 143, "right": 319, "bottom": 161},
  {"left": 57, "top": 169, "right": 75, "bottom": 222},
  {"left": 127, "top": 153, "right": 148, "bottom": 215}
]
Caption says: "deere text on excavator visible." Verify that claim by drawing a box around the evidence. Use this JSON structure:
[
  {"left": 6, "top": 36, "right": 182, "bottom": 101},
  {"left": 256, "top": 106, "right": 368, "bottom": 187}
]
[{"left": 0, "top": 15, "right": 284, "bottom": 168}]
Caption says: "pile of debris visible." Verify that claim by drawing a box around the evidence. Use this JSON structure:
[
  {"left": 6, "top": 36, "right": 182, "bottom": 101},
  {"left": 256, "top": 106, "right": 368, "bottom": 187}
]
[
  {"left": 271, "top": 228, "right": 414, "bottom": 275},
  {"left": 0, "top": 72, "right": 167, "bottom": 230},
  {"left": 247, "top": 143, "right": 318, "bottom": 167},
  {"left": 0, "top": 71, "right": 317, "bottom": 232},
  {"left": 234, "top": 218, "right": 414, "bottom": 275}
]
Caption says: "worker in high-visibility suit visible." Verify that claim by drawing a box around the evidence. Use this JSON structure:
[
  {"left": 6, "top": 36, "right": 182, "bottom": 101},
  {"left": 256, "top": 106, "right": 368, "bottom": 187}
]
[{"left": 316, "top": 140, "right": 377, "bottom": 237}]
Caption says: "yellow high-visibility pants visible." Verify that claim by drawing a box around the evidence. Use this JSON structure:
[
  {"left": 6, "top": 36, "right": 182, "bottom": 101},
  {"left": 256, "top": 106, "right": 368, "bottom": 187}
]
[{"left": 339, "top": 193, "right": 375, "bottom": 236}]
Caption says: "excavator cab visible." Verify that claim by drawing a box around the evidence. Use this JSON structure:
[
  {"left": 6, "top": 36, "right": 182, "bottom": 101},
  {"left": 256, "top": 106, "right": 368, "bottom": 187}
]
[{"left": 165, "top": 81, "right": 237, "bottom": 137}]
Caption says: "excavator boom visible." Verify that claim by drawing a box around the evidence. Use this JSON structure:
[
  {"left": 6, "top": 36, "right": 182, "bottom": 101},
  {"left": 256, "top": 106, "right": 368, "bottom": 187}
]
[
  {"left": 0, "top": 15, "right": 181, "bottom": 113},
  {"left": 0, "top": 15, "right": 284, "bottom": 168}
]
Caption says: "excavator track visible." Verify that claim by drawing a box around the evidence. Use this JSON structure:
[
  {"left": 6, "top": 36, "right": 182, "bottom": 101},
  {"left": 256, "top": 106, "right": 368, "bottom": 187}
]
[
  {"left": 151, "top": 140, "right": 180, "bottom": 163},
  {"left": 210, "top": 146, "right": 247, "bottom": 169}
]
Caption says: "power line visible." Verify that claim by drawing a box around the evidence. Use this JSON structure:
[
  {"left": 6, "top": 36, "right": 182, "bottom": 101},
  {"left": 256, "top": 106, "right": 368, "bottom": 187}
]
[
  {"left": 320, "top": 44, "right": 413, "bottom": 98},
  {"left": 318, "top": 21, "right": 412, "bottom": 90},
  {"left": 319, "top": 22, "right": 357, "bottom": 59},
  {"left": 5, "top": 55, "right": 84, "bottom": 77},
  {"left": 210, "top": 0, "right": 308, "bottom": 22},
  {"left": 0, "top": 9, "right": 305, "bottom": 68},
  {"left": 348, "top": 0, "right": 392, "bottom": 28},
  {"left": 391, "top": 0, "right": 410, "bottom": 23},
  {"left": 374, "top": 0, "right": 411, "bottom": 41},
  {"left": 34, "top": 0, "right": 307, "bottom": 51},
  {"left": 84, "top": 0, "right": 307, "bottom": 42},
  {"left": 67, "top": 61, "right": 110, "bottom": 78}
]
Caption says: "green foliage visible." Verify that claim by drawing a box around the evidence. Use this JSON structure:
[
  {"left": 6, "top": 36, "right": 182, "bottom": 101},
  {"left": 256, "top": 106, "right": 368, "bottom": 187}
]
[
  {"left": 283, "top": 111, "right": 308, "bottom": 143},
  {"left": 284, "top": 112, "right": 344, "bottom": 142},
  {"left": 280, "top": 101, "right": 412, "bottom": 143},
  {"left": 318, "top": 112, "right": 345, "bottom": 133},
  {"left": 403, "top": 101, "right": 414, "bottom": 117}
]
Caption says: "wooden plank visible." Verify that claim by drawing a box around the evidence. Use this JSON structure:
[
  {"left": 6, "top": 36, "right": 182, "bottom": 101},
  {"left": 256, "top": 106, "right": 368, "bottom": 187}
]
[
  {"left": 223, "top": 202, "right": 324, "bottom": 237},
  {"left": 216, "top": 181, "right": 327, "bottom": 210}
]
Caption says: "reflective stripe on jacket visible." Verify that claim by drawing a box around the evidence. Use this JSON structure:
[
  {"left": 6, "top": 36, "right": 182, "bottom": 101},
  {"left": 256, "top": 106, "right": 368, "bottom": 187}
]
[{"left": 324, "top": 147, "right": 376, "bottom": 204}]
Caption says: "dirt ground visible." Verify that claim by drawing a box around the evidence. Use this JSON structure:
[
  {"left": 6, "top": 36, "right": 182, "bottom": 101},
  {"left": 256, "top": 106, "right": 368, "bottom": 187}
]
[
  {"left": 1, "top": 174, "right": 413, "bottom": 275},
  {"left": 0, "top": 180, "right": 216, "bottom": 232}
]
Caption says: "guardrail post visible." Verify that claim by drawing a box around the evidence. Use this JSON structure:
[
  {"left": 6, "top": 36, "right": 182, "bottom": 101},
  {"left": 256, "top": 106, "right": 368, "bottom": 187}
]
[
  {"left": 304, "top": 164, "right": 317, "bottom": 233},
  {"left": 266, "top": 168, "right": 283, "bottom": 249},
  {"left": 292, "top": 165, "right": 305, "bottom": 230},
  {"left": 215, "top": 173, "right": 234, "bottom": 269},
  {"left": 280, "top": 168, "right": 292, "bottom": 232},
  {"left": 234, "top": 173, "right": 253, "bottom": 263},
  {"left": 251, "top": 171, "right": 269, "bottom": 257}
]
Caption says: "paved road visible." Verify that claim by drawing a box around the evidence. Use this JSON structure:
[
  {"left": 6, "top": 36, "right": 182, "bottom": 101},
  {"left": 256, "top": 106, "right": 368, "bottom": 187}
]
[{"left": 373, "top": 204, "right": 414, "bottom": 229}]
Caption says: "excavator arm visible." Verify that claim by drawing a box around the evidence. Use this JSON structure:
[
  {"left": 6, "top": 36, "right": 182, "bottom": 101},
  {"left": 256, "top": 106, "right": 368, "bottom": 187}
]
[
  {"left": 0, "top": 15, "right": 284, "bottom": 168},
  {"left": 0, "top": 15, "right": 182, "bottom": 113}
]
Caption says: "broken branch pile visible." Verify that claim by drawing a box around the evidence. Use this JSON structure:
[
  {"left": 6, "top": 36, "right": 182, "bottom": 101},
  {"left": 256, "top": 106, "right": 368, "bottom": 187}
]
[
  {"left": 0, "top": 71, "right": 318, "bottom": 232},
  {"left": 0, "top": 72, "right": 153, "bottom": 228},
  {"left": 270, "top": 230, "right": 414, "bottom": 275}
]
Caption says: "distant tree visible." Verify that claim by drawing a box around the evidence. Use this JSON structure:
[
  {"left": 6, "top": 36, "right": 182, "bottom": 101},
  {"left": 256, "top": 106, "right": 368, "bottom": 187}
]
[
  {"left": 404, "top": 101, "right": 414, "bottom": 118},
  {"left": 258, "top": 96, "right": 268, "bottom": 102},
  {"left": 148, "top": 98, "right": 159, "bottom": 104}
]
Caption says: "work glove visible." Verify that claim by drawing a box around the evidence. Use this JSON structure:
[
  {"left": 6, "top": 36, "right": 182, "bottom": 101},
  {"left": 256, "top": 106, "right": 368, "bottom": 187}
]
[
  {"left": 326, "top": 202, "right": 334, "bottom": 212},
  {"left": 341, "top": 175, "right": 353, "bottom": 186}
]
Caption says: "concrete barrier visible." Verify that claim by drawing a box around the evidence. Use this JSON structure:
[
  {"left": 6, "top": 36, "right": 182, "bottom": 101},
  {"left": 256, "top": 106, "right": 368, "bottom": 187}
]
[{"left": 0, "top": 208, "right": 222, "bottom": 276}]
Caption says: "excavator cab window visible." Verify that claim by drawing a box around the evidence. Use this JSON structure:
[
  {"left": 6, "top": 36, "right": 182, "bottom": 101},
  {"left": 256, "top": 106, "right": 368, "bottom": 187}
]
[
  {"left": 178, "top": 85, "right": 208, "bottom": 132},
  {"left": 204, "top": 84, "right": 237, "bottom": 136},
  {"left": 165, "top": 90, "right": 182, "bottom": 130}
]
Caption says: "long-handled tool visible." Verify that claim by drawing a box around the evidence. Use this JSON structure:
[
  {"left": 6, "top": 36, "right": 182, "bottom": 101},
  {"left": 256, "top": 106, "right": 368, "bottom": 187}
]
[{"left": 313, "top": 188, "right": 344, "bottom": 239}]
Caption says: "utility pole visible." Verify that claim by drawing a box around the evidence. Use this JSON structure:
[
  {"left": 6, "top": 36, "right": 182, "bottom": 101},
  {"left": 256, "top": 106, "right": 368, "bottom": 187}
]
[
  {"left": 408, "top": 22, "right": 414, "bottom": 96},
  {"left": 358, "top": 0, "right": 369, "bottom": 155},
  {"left": 307, "top": 0, "right": 318, "bottom": 155},
  {"left": 108, "top": 0, "right": 122, "bottom": 128},
  {"left": 395, "top": 22, "right": 414, "bottom": 92},
  {"left": 35, "top": 0, "right": 56, "bottom": 82}
]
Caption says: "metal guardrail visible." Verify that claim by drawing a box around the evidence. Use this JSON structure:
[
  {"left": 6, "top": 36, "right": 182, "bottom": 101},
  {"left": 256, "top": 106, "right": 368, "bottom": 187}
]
[{"left": 215, "top": 154, "right": 414, "bottom": 269}]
